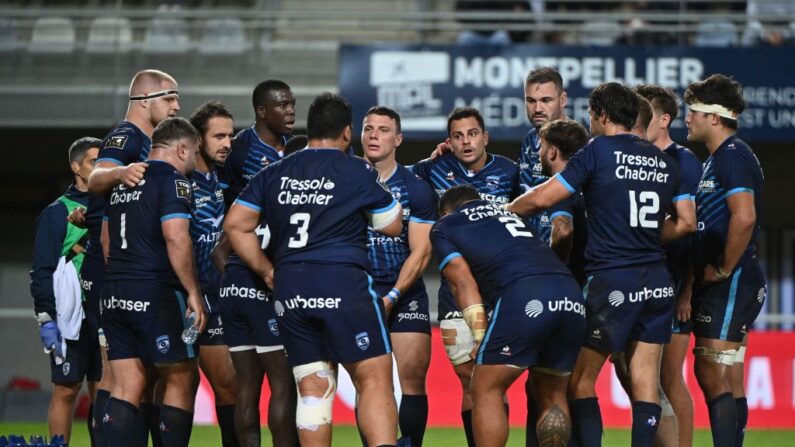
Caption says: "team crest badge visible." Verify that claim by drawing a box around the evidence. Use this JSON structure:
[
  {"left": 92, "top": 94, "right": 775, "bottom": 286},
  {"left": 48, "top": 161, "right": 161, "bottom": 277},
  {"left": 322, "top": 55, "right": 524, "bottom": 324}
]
[
  {"left": 268, "top": 318, "right": 280, "bottom": 336},
  {"left": 105, "top": 135, "right": 128, "bottom": 150},
  {"left": 355, "top": 332, "right": 370, "bottom": 351},
  {"left": 486, "top": 175, "right": 500, "bottom": 191},
  {"left": 175, "top": 179, "right": 192, "bottom": 200},
  {"left": 390, "top": 186, "right": 402, "bottom": 201},
  {"left": 156, "top": 335, "right": 170, "bottom": 354},
  {"left": 62, "top": 362, "right": 70, "bottom": 376}
]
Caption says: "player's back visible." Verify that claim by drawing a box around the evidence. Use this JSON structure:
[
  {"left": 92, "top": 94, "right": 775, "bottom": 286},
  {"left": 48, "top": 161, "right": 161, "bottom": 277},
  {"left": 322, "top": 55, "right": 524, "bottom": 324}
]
[
  {"left": 432, "top": 199, "right": 571, "bottom": 302},
  {"left": 105, "top": 160, "right": 192, "bottom": 285},
  {"left": 558, "top": 134, "right": 681, "bottom": 272},
  {"left": 237, "top": 148, "right": 396, "bottom": 270}
]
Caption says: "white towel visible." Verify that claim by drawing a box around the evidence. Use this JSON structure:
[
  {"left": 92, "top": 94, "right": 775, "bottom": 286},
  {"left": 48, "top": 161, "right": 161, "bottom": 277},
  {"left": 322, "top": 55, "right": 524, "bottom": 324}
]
[{"left": 53, "top": 255, "right": 84, "bottom": 342}]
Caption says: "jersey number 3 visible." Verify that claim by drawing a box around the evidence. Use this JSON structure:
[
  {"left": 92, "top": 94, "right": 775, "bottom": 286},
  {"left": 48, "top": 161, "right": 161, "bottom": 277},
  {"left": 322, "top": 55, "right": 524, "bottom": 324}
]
[{"left": 288, "top": 212, "right": 310, "bottom": 248}]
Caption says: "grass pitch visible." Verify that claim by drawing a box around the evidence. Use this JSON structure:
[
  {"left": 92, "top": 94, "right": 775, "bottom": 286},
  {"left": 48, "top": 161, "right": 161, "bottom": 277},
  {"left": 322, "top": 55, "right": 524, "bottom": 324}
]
[{"left": 1, "top": 422, "right": 792, "bottom": 446}]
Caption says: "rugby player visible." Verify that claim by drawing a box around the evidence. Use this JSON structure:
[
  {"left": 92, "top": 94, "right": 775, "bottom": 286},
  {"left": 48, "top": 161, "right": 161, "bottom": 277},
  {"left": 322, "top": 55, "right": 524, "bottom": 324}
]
[
  {"left": 31, "top": 137, "right": 100, "bottom": 444},
  {"left": 187, "top": 102, "right": 238, "bottom": 446},
  {"left": 219, "top": 79, "right": 294, "bottom": 208},
  {"left": 432, "top": 185, "right": 585, "bottom": 447},
  {"left": 82, "top": 69, "right": 180, "bottom": 446},
  {"left": 362, "top": 106, "right": 437, "bottom": 446},
  {"left": 412, "top": 106, "right": 520, "bottom": 447},
  {"left": 637, "top": 84, "right": 704, "bottom": 447},
  {"left": 100, "top": 117, "right": 206, "bottom": 447},
  {"left": 507, "top": 82, "right": 696, "bottom": 446},
  {"left": 224, "top": 93, "right": 403, "bottom": 447},
  {"left": 685, "top": 74, "right": 766, "bottom": 447}
]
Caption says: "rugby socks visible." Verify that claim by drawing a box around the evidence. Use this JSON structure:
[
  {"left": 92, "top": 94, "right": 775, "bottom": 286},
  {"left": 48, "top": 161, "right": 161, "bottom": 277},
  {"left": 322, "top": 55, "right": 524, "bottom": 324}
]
[
  {"left": 570, "top": 397, "right": 602, "bottom": 447},
  {"left": 140, "top": 402, "right": 163, "bottom": 447},
  {"left": 461, "top": 409, "right": 475, "bottom": 447},
  {"left": 735, "top": 397, "right": 748, "bottom": 447},
  {"left": 102, "top": 397, "right": 144, "bottom": 447},
  {"left": 526, "top": 394, "right": 539, "bottom": 447},
  {"left": 707, "top": 392, "right": 738, "bottom": 447},
  {"left": 92, "top": 389, "right": 110, "bottom": 447},
  {"left": 159, "top": 404, "right": 194, "bottom": 447},
  {"left": 631, "top": 401, "right": 661, "bottom": 447},
  {"left": 399, "top": 394, "right": 428, "bottom": 446},
  {"left": 215, "top": 405, "right": 239, "bottom": 447},
  {"left": 87, "top": 403, "right": 96, "bottom": 447}
]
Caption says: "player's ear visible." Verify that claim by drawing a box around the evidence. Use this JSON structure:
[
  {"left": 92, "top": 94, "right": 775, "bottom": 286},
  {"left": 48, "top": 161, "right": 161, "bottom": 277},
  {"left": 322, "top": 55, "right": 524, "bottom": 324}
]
[
  {"left": 560, "top": 90, "right": 568, "bottom": 108},
  {"left": 395, "top": 132, "right": 403, "bottom": 148},
  {"left": 70, "top": 161, "right": 80, "bottom": 176},
  {"left": 255, "top": 105, "right": 266, "bottom": 120},
  {"left": 482, "top": 130, "right": 489, "bottom": 146},
  {"left": 342, "top": 125, "right": 352, "bottom": 145}
]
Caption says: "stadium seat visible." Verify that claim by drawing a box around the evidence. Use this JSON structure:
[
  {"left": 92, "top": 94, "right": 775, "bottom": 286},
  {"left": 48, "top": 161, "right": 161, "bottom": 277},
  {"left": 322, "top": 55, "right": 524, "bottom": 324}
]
[
  {"left": 694, "top": 19, "right": 739, "bottom": 47},
  {"left": 198, "top": 18, "right": 250, "bottom": 54},
  {"left": 578, "top": 21, "right": 622, "bottom": 46},
  {"left": 143, "top": 17, "right": 191, "bottom": 53},
  {"left": 0, "top": 19, "right": 20, "bottom": 52},
  {"left": 28, "top": 17, "right": 75, "bottom": 53},
  {"left": 86, "top": 16, "right": 134, "bottom": 53}
]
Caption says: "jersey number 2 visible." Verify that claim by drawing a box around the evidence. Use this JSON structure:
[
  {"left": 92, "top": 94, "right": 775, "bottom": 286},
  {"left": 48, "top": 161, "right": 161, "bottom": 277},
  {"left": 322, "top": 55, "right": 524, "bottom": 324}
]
[
  {"left": 629, "top": 190, "right": 659, "bottom": 229},
  {"left": 498, "top": 216, "right": 534, "bottom": 238},
  {"left": 288, "top": 213, "right": 310, "bottom": 248}
]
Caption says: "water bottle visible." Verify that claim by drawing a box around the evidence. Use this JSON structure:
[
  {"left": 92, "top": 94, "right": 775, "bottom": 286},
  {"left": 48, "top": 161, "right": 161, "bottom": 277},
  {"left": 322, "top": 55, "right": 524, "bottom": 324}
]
[{"left": 181, "top": 312, "right": 199, "bottom": 345}]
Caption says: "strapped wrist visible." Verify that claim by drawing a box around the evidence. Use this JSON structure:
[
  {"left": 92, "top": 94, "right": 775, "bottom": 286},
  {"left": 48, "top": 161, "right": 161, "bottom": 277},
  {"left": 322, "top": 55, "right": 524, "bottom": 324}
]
[{"left": 35, "top": 312, "right": 53, "bottom": 326}]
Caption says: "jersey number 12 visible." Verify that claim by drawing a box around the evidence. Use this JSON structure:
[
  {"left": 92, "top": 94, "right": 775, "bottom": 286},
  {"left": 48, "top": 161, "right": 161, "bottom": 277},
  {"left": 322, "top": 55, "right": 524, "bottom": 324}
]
[{"left": 628, "top": 190, "right": 659, "bottom": 229}]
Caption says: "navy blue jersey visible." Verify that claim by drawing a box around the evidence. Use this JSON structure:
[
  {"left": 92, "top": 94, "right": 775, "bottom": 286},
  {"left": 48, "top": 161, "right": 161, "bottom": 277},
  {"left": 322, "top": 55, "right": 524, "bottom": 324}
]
[
  {"left": 190, "top": 168, "right": 225, "bottom": 290},
  {"left": 84, "top": 122, "right": 151, "bottom": 261},
  {"left": 695, "top": 136, "right": 764, "bottom": 269},
  {"left": 235, "top": 149, "right": 397, "bottom": 269},
  {"left": 548, "top": 191, "right": 589, "bottom": 285},
  {"left": 518, "top": 128, "right": 558, "bottom": 241},
  {"left": 557, "top": 134, "right": 686, "bottom": 272},
  {"left": 224, "top": 214, "right": 272, "bottom": 271},
  {"left": 431, "top": 200, "right": 572, "bottom": 306},
  {"left": 663, "top": 143, "right": 702, "bottom": 273},
  {"left": 104, "top": 160, "right": 193, "bottom": 284},
  {"left": 411, "top": 152, "right": 520, "bottom": 206},
  {"left": 219, "top": 127, "right": 286, "bottom": 207},
  {"left": 367, "top": 164, "right": 437, "bottom": 283}
]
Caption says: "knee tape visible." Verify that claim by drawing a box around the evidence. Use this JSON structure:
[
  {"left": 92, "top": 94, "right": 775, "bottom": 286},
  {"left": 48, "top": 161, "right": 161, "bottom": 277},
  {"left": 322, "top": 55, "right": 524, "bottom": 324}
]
[
  {"left": 693, "top": 347, "right": 737, "bottom": 365},
  {"left": 734, "top": 346, "right": 747, "bottom": 363},
  {"left": 658, "top": 385, "right": 674, "bottom": 417},
  {"left": 440, "top": 318, "right": 475, "bottom": 366},
  {"left": 98, "top": 328, "right": 107, "bottom": 348},
  {"left": 293, "top": 361, "right": 335, "bottom": 431}
]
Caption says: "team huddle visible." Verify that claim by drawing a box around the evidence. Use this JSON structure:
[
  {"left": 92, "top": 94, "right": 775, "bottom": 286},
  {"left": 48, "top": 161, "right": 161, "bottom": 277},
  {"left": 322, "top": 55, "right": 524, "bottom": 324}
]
[{"left": 29, "top": 66, "right": 765, "bottom": 447}]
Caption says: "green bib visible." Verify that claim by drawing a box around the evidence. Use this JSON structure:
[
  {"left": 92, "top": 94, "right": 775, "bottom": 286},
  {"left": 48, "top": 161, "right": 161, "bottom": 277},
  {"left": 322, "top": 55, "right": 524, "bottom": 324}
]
[{"left": 57, "top": 195, "right": 89, "bottom": 274}]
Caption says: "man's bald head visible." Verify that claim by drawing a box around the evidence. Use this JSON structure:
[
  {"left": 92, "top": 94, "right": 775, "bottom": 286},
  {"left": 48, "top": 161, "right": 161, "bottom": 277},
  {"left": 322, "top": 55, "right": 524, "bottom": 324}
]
[{"left": 129, "top": 69, "right": 178, "bottom": 98}]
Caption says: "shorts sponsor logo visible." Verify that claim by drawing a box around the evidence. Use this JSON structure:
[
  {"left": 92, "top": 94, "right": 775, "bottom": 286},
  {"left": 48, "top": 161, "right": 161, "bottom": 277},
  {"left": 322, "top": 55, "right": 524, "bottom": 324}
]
[
  {"left": 627, "top": 286, "right": 674, "bottom": 303},
  {"left": 103, "top": 296, "right": 151, "bottom": 312},
  {"left": 444, "top": 311, "right": 463, "bottom": 319},
  {"left": 547, "top": 297, "right": 586, "bottom": 316},
  {"left": 590, "top": 328, "right": 602, "bottom": 339},
  {"left": 80, "top": 278, "right": 93, "bottom": 292},
  {"left": 397, "top": 300, "right": 429, "bottom": 322},
  {"left": 219, "top": 283, "right": 267, "bottom": 300},
  {"left": 355, "top": 332, "right": 370, "bottom": 351},
  {"left": 156, "top": 335, "right": 170, "bottom": 354},
  {"left": 608, "top": 291, "right": 625, "bottom": 307},
  {"left": 206, "top": 327, "right": 223, "bottom": 339},
  {"left": 62, "top": 362, "right": 70, "bottom": 376},
  {"left": 274, "top": 300, "right": 285, "bottom": 317},
  {"left": 757, "top": 287, "right": 766, "bottom": 303},
  {"left": 284, "top": 295, "right": 342, "bottom": 310},
  {"left": 694, "top": 313, "right": 712, "bottom": 323},
  {"left": 525, "top": 300, "right": 544, "bottom": 318},
  {"left": 268, "top": 318, "right": 280, "bottom": 336}
]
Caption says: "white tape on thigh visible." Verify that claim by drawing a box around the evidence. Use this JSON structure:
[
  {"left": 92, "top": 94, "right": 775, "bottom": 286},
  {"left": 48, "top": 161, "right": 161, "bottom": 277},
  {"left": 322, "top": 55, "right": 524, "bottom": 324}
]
[
  {"left": 293, "top": 361, "right": 335, "bottom": 431},
  {"left": 255, "top": 345, "right": 284, "bottom": 354},
  {"left": 440, "top": 318, "right": 475, "bottom": 366},
  {"left": 97, "top": 328, "right": 107, "bottom": 348},
  {"left": 659, "top": 385, "right": 674, "bottom": 417},
  {"left": 734, "top": 346, "right": 747, "bottom": 363},
  {"left": 693, "top": 347, "right": 738, "bottom": 366}
]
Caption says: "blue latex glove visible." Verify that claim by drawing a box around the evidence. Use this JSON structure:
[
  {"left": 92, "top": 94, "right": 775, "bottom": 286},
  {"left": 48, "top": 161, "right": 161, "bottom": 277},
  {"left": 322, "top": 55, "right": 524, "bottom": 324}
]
[{"left": 39, "top": 321, "right": 63, "bottom": 362}]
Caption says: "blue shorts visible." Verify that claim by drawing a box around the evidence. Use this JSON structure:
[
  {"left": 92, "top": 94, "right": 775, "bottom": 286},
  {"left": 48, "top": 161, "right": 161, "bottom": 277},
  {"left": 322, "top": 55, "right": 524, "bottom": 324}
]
[
  {"left": 584, "top": 264, "right": 674, "bottom": 353},
  {"left": 79, "top": 255, "right": 105, "bottom": 331},
  {"left": 197, "top": 289, "right": 225, "bottom": 346},
  {"left": 692, "top": 260, "right": 766, "bottom": 342},
  {"left": 101, "top": 280, "right": 196, "bottom": 364},
  {"left": 273, "top": 263, "right": 391, "bottom": 366},
  {"left": 476, "top": 274, "right": 585, "bottom": 371},
  {"left": 218, "top": 266, "right": 282, "bottom": 350},
  {"left": 50, "top": 316, "right": 102, "bottom": 384},
  {"left": 372, "top": 279, "right": 431, "bottom": 334}
]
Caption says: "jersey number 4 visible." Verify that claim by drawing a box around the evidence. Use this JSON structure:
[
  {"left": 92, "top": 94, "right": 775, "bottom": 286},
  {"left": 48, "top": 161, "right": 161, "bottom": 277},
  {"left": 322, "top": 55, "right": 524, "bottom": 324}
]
[
  {"left": 628, "top": 190, "right": 659, "bottom": 229},
  {"left": 288, "top": 212, "right": 310, "bottom": 248}
]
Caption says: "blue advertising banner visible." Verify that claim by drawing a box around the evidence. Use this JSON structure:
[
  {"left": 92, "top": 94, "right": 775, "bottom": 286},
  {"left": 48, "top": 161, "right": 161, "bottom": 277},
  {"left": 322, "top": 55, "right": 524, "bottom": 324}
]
[{"left": 339, "top": 44, "right": 795, "bottom": 142}]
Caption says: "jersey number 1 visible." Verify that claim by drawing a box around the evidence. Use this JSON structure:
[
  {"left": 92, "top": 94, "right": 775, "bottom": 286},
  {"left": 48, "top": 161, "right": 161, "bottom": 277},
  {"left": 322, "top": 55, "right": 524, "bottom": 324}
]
[{"left": 288, "top": 212, "right": 310, "bottom": 248}]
